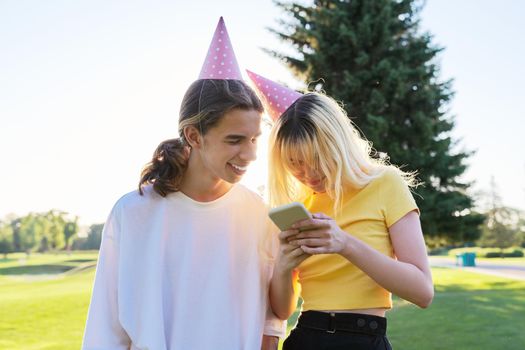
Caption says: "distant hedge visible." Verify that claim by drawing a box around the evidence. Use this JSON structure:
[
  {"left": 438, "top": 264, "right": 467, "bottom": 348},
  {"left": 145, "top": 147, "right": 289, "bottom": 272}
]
[
  {"left": 485, "top": 250, "right": 524, "bottom": 258},
  {"left": 447, "top": 247, "right": 524, "bottom": 258}
]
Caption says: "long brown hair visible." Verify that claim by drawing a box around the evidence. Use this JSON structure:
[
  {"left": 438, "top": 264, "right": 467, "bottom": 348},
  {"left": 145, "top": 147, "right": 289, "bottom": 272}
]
[{"left": 139, "top": 79, "right": 263, "bottom": 197}]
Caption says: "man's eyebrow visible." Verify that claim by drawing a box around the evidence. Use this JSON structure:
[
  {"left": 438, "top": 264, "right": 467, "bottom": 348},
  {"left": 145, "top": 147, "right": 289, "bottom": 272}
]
[
  {"left": 224, "top": 134, "right": 246, "bottom": 140},
  {"left": 224, "top": 132, "right": 262, "bottom": 139}
]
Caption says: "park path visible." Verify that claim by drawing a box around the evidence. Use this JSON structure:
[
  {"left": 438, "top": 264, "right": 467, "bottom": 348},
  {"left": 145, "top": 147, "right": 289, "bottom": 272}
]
[{"left": 429, "top": 256, "right": 525, "bottom": 281}]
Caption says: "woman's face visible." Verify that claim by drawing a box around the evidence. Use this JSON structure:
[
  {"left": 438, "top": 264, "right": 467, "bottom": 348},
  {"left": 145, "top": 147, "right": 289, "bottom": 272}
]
[
  {"left": 197, "top": 108, "right": 262, "bottom": 185},
  {"left": 288, "top": 158, "right": 326, "bottom": 193}
]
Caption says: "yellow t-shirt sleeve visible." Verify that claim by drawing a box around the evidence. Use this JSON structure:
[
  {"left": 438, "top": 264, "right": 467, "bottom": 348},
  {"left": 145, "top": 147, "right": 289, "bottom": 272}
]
[{"left": 380, "top": 168, "right": 419, "bottom": 227}]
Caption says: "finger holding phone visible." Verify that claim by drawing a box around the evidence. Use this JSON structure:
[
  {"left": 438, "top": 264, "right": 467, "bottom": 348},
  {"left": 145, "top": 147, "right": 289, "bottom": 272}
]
[
  {"left": 269, "top": 202, "right": 312, "bottom": 271},
  {"left": 288, "top": 212, "right": 350, "bottom": 255},
  {"left": 276, "top": 231, "right": 310, "bottom": 271},
  {"left": 268, "top": 202, "right": 313, "bottom": 319}
]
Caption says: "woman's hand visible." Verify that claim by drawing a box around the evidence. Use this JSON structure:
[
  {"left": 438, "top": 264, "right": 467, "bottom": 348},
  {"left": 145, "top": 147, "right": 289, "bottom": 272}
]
[{"left": 287, "top": 213, "right": 350, "bottom": 255}]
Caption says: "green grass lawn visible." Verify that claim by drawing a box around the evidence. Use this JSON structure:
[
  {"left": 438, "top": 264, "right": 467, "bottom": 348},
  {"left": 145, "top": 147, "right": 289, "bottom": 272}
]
[
  {"left": 387, "top": 268, "right": 525, "bottom": 349},
  {"left": 1, "top": 253, "right": 525, "bottom": 349},
  {"left": 0, "top": 252, "right": 97, "bottom": 350}
]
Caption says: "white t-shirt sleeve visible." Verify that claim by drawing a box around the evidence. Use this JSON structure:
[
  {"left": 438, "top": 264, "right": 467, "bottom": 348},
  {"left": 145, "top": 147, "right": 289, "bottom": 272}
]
[
  {"left": 82, "top": 204, "right": 131, "bottom": 350},
  {"left": 263, "top": 305, "right": 287, "bottom": 337}
]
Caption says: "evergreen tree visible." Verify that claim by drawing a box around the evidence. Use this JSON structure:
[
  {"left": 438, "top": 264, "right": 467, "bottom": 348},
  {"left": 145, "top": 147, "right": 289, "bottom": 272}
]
[{"left": 269, "top": 0, "right": 484, "bottom": 242}]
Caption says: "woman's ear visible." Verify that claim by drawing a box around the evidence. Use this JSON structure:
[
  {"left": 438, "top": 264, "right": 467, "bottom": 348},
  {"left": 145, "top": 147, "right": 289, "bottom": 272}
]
[{"left": 183, "top": 126, "right": 202, "bottom": 149}]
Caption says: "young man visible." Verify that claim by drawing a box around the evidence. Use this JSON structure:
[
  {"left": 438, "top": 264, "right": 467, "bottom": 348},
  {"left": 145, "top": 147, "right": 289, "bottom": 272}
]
[{"left": 82, "top": 18, "right": 284, "bottom": 350}]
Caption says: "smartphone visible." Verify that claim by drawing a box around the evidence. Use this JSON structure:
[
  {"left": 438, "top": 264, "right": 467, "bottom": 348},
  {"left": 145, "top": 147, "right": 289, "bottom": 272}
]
[{"left": 269, "top": 202, "right": 312, "bottom": 231}]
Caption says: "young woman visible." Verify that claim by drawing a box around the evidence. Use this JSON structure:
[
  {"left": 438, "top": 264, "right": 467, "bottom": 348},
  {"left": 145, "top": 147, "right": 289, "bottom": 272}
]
[
  {"left": 82, "top": 79, "right": 285, "bottom": 349},
  {"left": 260, "top": 84, "right": 433, "bottom": 349}
]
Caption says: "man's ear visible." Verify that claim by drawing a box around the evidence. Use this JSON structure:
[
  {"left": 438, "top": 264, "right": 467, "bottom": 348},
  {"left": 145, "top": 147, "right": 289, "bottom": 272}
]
[{"left": 183, "top": 126, "right": 202, "bottom": 149}]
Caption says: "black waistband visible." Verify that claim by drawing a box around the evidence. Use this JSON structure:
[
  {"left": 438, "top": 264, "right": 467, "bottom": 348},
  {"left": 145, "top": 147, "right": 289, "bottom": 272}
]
[{"left": 297, "top": 311, "right": 387, "bottom": 336}]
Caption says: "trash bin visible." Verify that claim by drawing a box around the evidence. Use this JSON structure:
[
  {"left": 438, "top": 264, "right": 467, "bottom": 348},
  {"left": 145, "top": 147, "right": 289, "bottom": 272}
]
[{"left": 461, "top": 252, "right": 476, "bottom": 267}]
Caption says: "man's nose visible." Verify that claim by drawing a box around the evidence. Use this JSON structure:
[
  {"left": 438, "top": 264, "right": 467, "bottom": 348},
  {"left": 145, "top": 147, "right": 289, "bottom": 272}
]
[{"left": 240, "top": 142, "right": 257, "bottom": 162}]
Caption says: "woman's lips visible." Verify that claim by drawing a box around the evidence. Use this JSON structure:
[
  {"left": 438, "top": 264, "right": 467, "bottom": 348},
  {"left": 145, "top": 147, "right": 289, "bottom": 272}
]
[{"left": 307, "top": 179, "right": 321, "bottom": 187}]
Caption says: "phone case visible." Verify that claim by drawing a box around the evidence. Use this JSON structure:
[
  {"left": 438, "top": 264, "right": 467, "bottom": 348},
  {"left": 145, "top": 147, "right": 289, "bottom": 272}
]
[{"left": 269, "top": 202, "right": 311, "bottom": 231}]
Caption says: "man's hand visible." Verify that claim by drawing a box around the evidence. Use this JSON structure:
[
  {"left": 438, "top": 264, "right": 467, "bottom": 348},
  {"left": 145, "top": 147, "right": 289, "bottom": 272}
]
[
  {"left": 276, "top": 228, "right": 311, "bottom": 272},
  {"left": 261, "top": 335, "right": 279, "bottom": 350}
]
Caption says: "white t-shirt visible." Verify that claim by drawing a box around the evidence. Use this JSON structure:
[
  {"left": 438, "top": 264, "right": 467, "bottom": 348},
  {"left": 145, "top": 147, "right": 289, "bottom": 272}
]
[{"left": 82, "top": 184, "right": 285, "bottom": 350}]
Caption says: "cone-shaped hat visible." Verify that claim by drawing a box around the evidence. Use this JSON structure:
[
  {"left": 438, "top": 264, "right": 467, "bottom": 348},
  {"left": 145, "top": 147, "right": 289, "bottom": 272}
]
[
  {"left": 198, "top": 17, "right": 242, "bottom": 80},
  {"left": 246, "top": 70, "right": 302, "bottom": 121}
]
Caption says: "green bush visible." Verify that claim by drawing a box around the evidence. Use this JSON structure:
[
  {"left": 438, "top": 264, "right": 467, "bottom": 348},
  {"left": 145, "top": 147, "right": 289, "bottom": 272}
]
[
  {"left": 448, "top": 247, "right": 524, "bottom": 258},
  {"left": 485, "top": 250, "right": 524, "bottom": 258},
  {"left": 513, "top": 250, "right": 525, "bottom": 257},
  {"left": 428, "top": 247, "right": 450, "bottom": 256}
]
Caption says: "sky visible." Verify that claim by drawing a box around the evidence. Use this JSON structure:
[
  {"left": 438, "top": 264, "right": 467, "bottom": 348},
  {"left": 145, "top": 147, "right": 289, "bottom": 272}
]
[{"left": 1, "top": 0, "right": 524, "bottom": 227}]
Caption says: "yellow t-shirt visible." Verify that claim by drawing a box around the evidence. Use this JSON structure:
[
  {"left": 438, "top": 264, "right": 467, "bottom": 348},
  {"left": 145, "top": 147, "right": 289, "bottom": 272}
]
[{"left": 297, "top": 167, "right": 419, "bottom": 311}]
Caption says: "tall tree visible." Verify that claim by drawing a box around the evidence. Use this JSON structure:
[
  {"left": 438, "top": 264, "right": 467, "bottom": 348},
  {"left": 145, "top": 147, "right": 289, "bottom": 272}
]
[
  {"left": 17, "top": 214, "right": 42, "bottom": 254},
  {"left": 478, "top": 177, "right": 524, "bottom": 253},
  {"left": 85, "top": 223, "right": 104, "bottom": 250},
  {"left": 269, "top": 0, "right": 483, "bottom": 242},
  {"left": 0, "top": 221, "right": 14, "bottom": 259},
  {"left": 63, "top": 217, "right": 79, "bottom": 251},
  {"left": 43, "top": 210, "right": 66, "bottom": 250}
]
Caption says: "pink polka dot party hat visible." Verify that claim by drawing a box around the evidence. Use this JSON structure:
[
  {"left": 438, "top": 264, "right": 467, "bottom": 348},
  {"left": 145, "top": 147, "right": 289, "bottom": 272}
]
[
  {"left": 199, "top": 17, "right": 242, "bottom": 80},
  {"left": 246, "top": 70, "right": 302, "bottom": 121}
]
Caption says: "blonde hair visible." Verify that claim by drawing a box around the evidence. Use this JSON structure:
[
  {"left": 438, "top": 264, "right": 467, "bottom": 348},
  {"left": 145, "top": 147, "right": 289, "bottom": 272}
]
[{"left": 269, "top": 92, "right": 417, "bottom": 214}]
